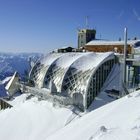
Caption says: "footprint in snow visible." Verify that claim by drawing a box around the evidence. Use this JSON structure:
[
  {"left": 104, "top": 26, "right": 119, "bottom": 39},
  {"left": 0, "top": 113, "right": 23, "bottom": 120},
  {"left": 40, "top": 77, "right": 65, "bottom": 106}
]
[{"left": 88, "top": 126, "right": 109, "bottom": 140}]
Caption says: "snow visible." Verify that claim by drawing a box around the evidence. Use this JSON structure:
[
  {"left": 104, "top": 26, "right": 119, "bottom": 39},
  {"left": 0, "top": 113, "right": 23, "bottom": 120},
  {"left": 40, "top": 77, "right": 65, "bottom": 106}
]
[
  {"left": 0, "top": 94, "right": 79, "bottom": 140},
  {"left": 47, "top": 90, "right": 140, "bottom": 140},
  {"left": 41, "top": 52, "right": 114, "bottom": 72},
  {"left": 54, "top": 52, "right": 89, "bottom": 68},
  {"left": 1, "top": 90, "right": 140, "bottom": 140},
  {"left": 86, "top": 39, "right": 140, "bottom": 46},
  {"left": 8, "top": 93, "right": 28, "bottom": 106},
  {"left": 37, "top": 52, "right": 114, "bottom": 72},
  {"left": 41, "top": 52, "right": 64, "bottom": 66},
  {"left": 71, "top": 52, "right": 114, "bottom": 71},
  {"left": 0, "top": 58, "right": 140, "bottom": 140},
  {"left": 0, "top": 86, "right": 140, "bottom": 140},
  {"left": 0, "top": 53, "right": 41, "bottom": 80},
  {"left": 87, "top": 91, "right": 115, "bottom": 112},
  {"left": 134, "top": 47, "right": 140, "bottom": 54}
]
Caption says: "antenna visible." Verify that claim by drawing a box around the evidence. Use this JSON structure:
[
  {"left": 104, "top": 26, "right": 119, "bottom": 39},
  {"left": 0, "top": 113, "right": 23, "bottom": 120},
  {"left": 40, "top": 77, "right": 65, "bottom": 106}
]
[
  {"left": 122, "top": 27, "right": 128, "bottom": 96},
  {"left": 123, "top": 27, "right": 127, "bottom": 85},
  {"left": 86, "top": 16, "right": 89, "bottom": 29}
]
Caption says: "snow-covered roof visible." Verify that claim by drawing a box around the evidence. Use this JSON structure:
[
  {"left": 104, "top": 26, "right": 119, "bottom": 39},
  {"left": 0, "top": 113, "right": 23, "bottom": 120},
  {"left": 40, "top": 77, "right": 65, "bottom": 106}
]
[
  {"left": 44, "top": 53, "right": 90, "bottom": 92},
  {"left": 54, "top": 52, "right": 88, "bottom": 69},
  {"left": 29, "top": 53, "right": 65, "bottom": 88},
  {"left": 86, "top": 39, "right": 140, "bottom": 46},
  {"left": 70, "top": 52, "right": 114, "bottom": 71},
  {"left": 30, "top": 52, "right": 115, "bottom": 95},
  {"left": 40, "top": 52, "right": 64, "bottom": 66},
  {"left": 61, "top": 52, "right": 114, "bottom": 95}
]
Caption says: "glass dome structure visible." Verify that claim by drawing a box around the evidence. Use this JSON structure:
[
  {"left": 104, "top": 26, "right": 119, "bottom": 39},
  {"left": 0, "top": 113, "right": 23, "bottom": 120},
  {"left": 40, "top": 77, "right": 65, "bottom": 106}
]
[{"left": 29, "top": 52, "right": 115, "bottom": 110}]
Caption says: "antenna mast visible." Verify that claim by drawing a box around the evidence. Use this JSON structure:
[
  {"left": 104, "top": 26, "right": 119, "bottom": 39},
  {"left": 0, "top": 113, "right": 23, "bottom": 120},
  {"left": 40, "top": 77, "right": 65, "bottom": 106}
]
[{"left": 123, "top": 27, "right": 127, "bottom": 85}]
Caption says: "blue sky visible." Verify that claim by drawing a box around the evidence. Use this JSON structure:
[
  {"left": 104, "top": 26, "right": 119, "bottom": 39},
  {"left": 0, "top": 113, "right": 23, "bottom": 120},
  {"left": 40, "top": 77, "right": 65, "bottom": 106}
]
[{"left": 0, "top": 0, "right": 140, "bottom": 53}]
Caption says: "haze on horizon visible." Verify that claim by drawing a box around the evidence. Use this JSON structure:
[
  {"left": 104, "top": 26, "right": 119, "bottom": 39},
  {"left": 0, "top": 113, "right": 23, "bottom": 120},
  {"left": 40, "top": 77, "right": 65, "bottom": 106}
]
[{"left": 0, "top": 0, "right": 140, "bottom": 53}]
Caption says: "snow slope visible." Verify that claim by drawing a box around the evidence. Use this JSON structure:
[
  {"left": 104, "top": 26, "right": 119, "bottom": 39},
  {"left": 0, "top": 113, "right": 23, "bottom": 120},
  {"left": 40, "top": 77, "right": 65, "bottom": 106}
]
[
  {"left": 0, "top": 88, "right": 140, "bottom": 140},
  {"left": 0, "top": 94, "right": 78, "bottom": 140},
  {"left": 47, "top": 91, "right": 140, "bottom": 140}
]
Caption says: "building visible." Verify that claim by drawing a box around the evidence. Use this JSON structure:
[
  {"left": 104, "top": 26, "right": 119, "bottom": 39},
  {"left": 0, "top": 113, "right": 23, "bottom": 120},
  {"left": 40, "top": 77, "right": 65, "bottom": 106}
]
[
  {"left": 29, "top": 52, "right": 115, "bottom": 110},
  {"left": 84, "top": 39, "right": 140, "bottom": 90},
  {"left": 85, "top": 40, "right": 140, "bottom": 55},
  {"left": 57, "top": 46, "right": 75, "bottom": 53},
  {"left": 78, "top": 29, "right": 96, "bottom": 48}
]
